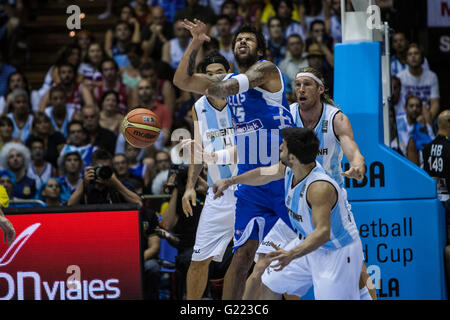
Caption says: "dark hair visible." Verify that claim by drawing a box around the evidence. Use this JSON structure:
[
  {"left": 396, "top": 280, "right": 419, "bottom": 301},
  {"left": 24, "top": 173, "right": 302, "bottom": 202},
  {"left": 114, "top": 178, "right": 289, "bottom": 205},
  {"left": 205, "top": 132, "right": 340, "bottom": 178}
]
[
  {"left": 68, "top": 120, "right": 86, "bottom": 133},
  {"left": 268, "top": 15, "right": 282, "bottom": 27},
  {"left": 28, "top": 136, "right": 45, "bottom": 147},
  {"left": 405, "top": 94, "right": 422, "bottom": 107},
  {"left": 115, "top": 20, "right": 132, "bottom": 32},
  {"left": 309, "top": 19, "right": 325, "bottom": 32},
  {"left": 0, "top": 116, "right": 13, "bottom": 127},
  {"left": 221, "top": 0, "right": 238, "bottom": 11},
  {"left": 198, "top": 50, "right": 230, "bottom": 73},
  {"left": 49, "top": 86, "right": 66, "bottom": 99},
  {"left": 100, "top": 57, "right": 119, "bottom": 72},
  {"left": 91, "top": 148, "right": 113, "bottom": 164},
  {"left": 232, "top": 24, "right": 266, "bottom": 59},
  {"left": 6, "top": 71, "right": 30, "bottom": 95},
  {"left": 281, "top": 127, "right": 319, "bottom": 164},
  {"left": 100, "top": 90, "right": 119, "bottom": 106},
  {"left": 84, "top": 42, "right": 106, "bottom": 64},
  {"left": 216, "top": 14, "right": 233, "bottom": 24},
  {"left": 139, "top": 61, "right": 156, "bottom": 73},
  {"left": 55, "top": 44, "right": 81, "bottom": 67},
  {"left": 125, "top": 42, "right": 143, "bottom": 56},
  {"left": 57, "top": 61, "right": 77, "bottom": 75}
]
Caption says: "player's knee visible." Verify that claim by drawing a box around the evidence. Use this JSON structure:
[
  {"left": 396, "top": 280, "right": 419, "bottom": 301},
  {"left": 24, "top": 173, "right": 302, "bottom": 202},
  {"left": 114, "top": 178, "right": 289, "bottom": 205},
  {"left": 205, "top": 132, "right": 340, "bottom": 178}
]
[{"left": 189, "top": 258, "right": 212, "bottom": 271}]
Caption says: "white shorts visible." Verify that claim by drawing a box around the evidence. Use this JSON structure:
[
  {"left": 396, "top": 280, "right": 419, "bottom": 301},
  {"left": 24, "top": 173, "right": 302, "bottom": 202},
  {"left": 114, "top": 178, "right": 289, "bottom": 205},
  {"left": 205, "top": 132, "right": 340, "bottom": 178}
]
[
  {"left": 255, "top": 218, "right": 297, "bottom": 262},
  {"left": 262, "top": 237, "right": 363, "bottom": 300},
  {"left": 191, "top": 187, "right": 236, "bottom": 263}
]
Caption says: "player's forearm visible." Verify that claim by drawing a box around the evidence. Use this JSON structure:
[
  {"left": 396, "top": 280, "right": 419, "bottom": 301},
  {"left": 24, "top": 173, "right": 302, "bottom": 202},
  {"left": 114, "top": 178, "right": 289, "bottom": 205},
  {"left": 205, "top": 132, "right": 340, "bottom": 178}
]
[
  {"left": 207, "top": 78, "right": 239, "bottom": 99},
  {"left": 186, "top": 163, "right": 203, "bottom": 190},
  {"left": 231, "top": 164, "right": 281, "bottom": 186},
  {"left": 173, "top": 38, "right": 204, "bottom": 87},
  {"left": 290, "top": 227, "right": 330, "bottom": 260}
]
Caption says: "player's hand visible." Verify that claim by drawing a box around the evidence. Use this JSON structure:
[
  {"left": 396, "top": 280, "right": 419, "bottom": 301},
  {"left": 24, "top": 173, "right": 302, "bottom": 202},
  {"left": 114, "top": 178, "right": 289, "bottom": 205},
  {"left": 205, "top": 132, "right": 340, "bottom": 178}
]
[
  {"left": 213, "top": 178, "right": 232, "bottom": 199},
  {"left": 266, "top": 242, "right": 293, "bottom": 272},
  {"left": 179, "top": 139, "right": 216, "bottom": 164},
  {"left": 0, "top": 214, "right": 15, "bottom": 246},
  {"left": 341, "top": 165, "right": 364, "bottom": 181},
  {"left": 181, "top": 19, "right": 210, "bottom": 42},
  {"left": 182, "top": 188, "right": 197, "bottom": 217}
]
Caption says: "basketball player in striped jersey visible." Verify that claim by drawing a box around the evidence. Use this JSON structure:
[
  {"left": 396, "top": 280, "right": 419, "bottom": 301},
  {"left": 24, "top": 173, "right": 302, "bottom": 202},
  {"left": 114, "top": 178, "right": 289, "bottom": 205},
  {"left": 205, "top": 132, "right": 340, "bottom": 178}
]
[
  {"left": 174, "top": 19, "right": 293, "bottom": 299},
  {"left": 214, "top": 127, "right": 365, "bottom": 299},
  {"left": 181, "top": 51, "right": 237, "bottom": 300},
  {"left": 242, "top": 67, "right": 376, "bottom": 299}
]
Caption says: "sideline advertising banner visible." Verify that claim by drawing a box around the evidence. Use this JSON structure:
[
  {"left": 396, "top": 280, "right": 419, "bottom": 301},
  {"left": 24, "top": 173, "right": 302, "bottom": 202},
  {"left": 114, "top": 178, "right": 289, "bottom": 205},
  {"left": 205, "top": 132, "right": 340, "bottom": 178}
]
[{"left": 0, "top": 205, "right": 143, "bottom": 300}]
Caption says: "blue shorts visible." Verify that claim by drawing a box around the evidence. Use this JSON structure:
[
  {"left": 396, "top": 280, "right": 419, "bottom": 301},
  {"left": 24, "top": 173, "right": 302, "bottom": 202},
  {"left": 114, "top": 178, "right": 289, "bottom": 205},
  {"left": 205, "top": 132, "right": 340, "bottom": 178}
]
[{"left": 232, "top": 193, "right": 290, "bottom": 251}]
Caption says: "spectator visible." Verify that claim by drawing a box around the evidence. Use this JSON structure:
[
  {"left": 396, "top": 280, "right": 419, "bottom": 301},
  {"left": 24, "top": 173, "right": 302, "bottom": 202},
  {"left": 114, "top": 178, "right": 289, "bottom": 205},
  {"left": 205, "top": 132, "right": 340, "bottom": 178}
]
[
  {"left": 26, "top": 136, "right": 56, "bottom": 191},
  {"left": 150, "top": 0, "right": 186, "bottom": 23},
  {"left": 174, "top": 0, "right": 217, "bottom": 27},
  {"left": 142, "top": 206, "right": 161, "bottom": 300},
  {"left": 272, "top": 0, "right": 306, "bottom": 41},
  {"left": 93, "top": 58, "right": 129, "bottom": 115},
  {"left": 0, "top": 169, "right": 16, "bottom": 200},
  {"left": 113, "top": 153, "right": 144, "bottom": 196},
  {"left": 305, "top": 19, "right": 334, "bottom": 68},
  {"left": 36, "top": 177, "right": 64, "bottom": 206},
  {"left": 132, "top": 0, "right": 152, "bottom": 28},
  {"left": 74, "top": 30, "right": 95, "bottom": 62},
  {"left": 141, "top": 6, "right": 173, "bottom": 63},
  {"left": 125, "top": 142, "right": 148, "bottom": 182},
  {"left": 7, "top": 88, "right": 33, "bottom": 143},
  {"left": 279, "top": 34, "right": 308, "bottom": 100},
  {"left": 99, "top": 90, "right": 124, "bottom": 135},
  {"left": 325, "top": 0, "right": 343, "bottom": 44},
  {"left": 104, "top": 5, "right": 141, "bottom": 63},
  {"left": 135, "top": 79, "right": 172, "bottom": 145},
  {"left": 306, "top": 43, "right": 333, "bottom": 97},
  {"left": 265, "top": 16, "right": 287, "bottom": 66},
  {"left": 148, "top": 150, "right": 171, "bottom": 195},
  {"left": 162, "top": 19, "right": 192, "bottom": 71},
  {"left": 396, "top": 95, "right": 435, "bottom": 166},
  {"left": 25, "top": 112, "right": 66, "bottom": 169},
  {"left": 301, "top": 0, "right": 326, "bottom": 31},
  {"left": 0, "top": 142, "right": 36, "bottom": 200},
  {"left": 0, "top": 115, "right": 21, "bottom": 149},
  {"left": 57, "top": 151, "right": 83, "bottom": 201},
  {"left": 238, "top": 0, "right": 264, "bottom": 30},
  {"left": 220, "top": 0, "right": 243, "bottom": 34},
  {"left": 397, "top": 43, "right": 440, "bottom": 122},
  {"left": 67, "top": 148, "right": 142, "bottom": 206},
  {"left": 44, "top": 86, "right": 80, "bottom": 138},
  {"left": 1, "top": 71, "right": 39, "bottom": 114},
  {"left": 391, "top": 75, "right": 406, "bottom": 117},
  {"left": 39, "top": 62, "right": 93, "bottom": 113},
  {"left": 38, "top": 44, "right": 83, "bottom": 103},
  {"left": 58, "top": 120, "right": 97, "bottom": 167},
  {"left": 108, "top": 20, "right": 140, "bottom": 69},
  {"left": 78, "top": 42, "right": 105, "bottom": 90},
  {"left": 210, "top": 14, "right": 237, "bottom": 71},
  {"left": 389, "top": 106, "right": 409, "bottom": 158},
  {"left": 0, "top": 51, "right": 16, "bottom": 98},
  {"left": 81, "top": 104, "right": 117, "bottom": 156},
  {"left": 390, "top": 32, "right": 429, "bottom": 76},
  {"left": 120, "top": 43, "right": 143, "bottom": 89}
]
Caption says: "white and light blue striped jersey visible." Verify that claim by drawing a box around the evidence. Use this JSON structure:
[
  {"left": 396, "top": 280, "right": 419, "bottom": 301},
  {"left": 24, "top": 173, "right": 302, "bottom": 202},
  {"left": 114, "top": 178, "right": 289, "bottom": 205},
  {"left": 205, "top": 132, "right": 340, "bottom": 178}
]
[
  {"left": 44, "top": 106, "right": 76, "bottom": 138},
  {"left": 193, "top": 95, "right": 237, "bottom": 186},
  {"left": 7, "top": 113, "right": 34, "bottom": 142},
  {"left": 27, "top": 162, "right": 54, "bottom": 190},
  {"left": 290, "top": 102, "right": 344, "bottom": 188},
  {"left": 284, "top": 162, "right": 358, "bottom": 249}
]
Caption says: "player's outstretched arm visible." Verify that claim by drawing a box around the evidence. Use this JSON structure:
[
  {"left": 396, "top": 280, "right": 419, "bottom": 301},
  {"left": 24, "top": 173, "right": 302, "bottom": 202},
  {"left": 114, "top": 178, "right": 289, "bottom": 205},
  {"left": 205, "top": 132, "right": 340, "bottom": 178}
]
[
  {"left": 213, "top": 162, "right": 285, "bottom": 199},
  {"left": 206, "top": 60, "right": 281, "bottom": 100},
  {"left": 173, "top": 19, "right": 227, "bottom": 95},
  {"left": 334, "top": 112, "right": 366, "bottom": 181}
]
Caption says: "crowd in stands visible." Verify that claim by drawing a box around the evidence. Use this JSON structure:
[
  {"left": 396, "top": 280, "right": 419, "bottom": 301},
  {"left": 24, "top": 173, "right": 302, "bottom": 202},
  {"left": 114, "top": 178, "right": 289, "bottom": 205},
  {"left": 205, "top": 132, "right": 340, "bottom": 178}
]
[{"left": 0, "top": 0, "right": 446, "bottom": 299}]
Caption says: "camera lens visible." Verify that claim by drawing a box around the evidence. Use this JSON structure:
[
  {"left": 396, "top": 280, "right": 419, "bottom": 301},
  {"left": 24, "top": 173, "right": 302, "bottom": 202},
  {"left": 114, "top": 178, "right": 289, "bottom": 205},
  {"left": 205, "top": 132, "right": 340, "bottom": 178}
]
[{"left": 97, "top": 165, "right": 113, "bottom": 180}]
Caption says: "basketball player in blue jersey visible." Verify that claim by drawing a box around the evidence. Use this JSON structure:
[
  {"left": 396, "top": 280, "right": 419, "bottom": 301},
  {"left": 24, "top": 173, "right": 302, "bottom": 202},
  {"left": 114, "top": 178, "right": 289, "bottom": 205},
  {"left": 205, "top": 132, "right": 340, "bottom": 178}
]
[
  {"left": 173, "top": 19, "right": 293, "bottom": 299},
  {"left": 214, "top": 127, "right": 365, "bottom": 299},
  {"left": 180, "top": 51, "right": 237, "bottom": 300},
  {"left": 242, "top": 67, "right": 376, "bottom": 299}
]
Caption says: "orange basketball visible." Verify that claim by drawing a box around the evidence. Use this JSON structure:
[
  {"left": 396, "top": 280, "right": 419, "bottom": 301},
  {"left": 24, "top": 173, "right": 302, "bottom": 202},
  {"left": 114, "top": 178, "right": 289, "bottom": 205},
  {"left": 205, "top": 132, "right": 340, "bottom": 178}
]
[{"left": 122, "top": 108, "right": 161, "bottom": 148}]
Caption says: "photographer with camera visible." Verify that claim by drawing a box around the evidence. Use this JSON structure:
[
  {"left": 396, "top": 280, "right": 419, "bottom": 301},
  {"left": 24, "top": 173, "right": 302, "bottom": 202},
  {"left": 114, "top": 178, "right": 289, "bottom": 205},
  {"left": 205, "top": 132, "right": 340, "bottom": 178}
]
[
  {"left": 67, "top": 148, "right": 142, "bottom": 206},
  {"left": 156, "top": 162, "right": 208, "bottom": 299}
]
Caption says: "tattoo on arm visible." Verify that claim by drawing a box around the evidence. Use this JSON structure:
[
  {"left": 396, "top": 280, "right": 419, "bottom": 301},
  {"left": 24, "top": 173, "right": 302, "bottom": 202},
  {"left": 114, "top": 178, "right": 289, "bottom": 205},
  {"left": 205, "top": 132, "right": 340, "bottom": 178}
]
[
  {"left": 187, "top": 49, "right": 198, "bottom": 76},
  {"left": 207, "top": 78, "right": 239, "bottom": 99}
]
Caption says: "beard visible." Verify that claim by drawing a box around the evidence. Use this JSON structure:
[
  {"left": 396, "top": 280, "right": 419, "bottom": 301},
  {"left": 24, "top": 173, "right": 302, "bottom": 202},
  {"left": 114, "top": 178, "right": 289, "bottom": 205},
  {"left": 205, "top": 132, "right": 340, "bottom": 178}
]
[{"left": 235, "top": 50, "right": 259, "bottom": 69}]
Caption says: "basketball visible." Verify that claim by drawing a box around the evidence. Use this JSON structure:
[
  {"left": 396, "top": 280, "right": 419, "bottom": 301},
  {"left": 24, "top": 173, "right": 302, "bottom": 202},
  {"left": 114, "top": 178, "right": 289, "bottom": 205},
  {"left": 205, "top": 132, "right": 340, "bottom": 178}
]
[{"left": 122, "top": 108, "right": 161, "bottom": 148}]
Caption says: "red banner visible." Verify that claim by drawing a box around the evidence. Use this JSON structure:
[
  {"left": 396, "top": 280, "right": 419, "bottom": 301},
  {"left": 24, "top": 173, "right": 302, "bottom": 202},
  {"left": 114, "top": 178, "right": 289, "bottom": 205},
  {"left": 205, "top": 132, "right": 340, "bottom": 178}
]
[{"left": 0, "top": 210, "right": 143, "bottom": 300}]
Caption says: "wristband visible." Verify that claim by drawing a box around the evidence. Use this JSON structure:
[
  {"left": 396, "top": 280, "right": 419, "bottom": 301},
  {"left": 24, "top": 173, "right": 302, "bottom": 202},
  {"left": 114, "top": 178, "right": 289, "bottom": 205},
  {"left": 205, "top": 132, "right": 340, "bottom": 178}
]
[
  {"left": 215, "top": 149, "right": 231, "bottom": 164},
  {"left": 234, "top": 74, "right": 250, "bottom": 94}
]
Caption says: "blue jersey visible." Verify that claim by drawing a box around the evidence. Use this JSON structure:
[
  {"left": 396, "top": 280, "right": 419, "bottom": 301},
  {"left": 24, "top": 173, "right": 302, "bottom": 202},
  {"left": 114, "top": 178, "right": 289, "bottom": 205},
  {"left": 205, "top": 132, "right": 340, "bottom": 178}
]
[{"left": 224, "top": 61, "right": 293, "bottom": 205}]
